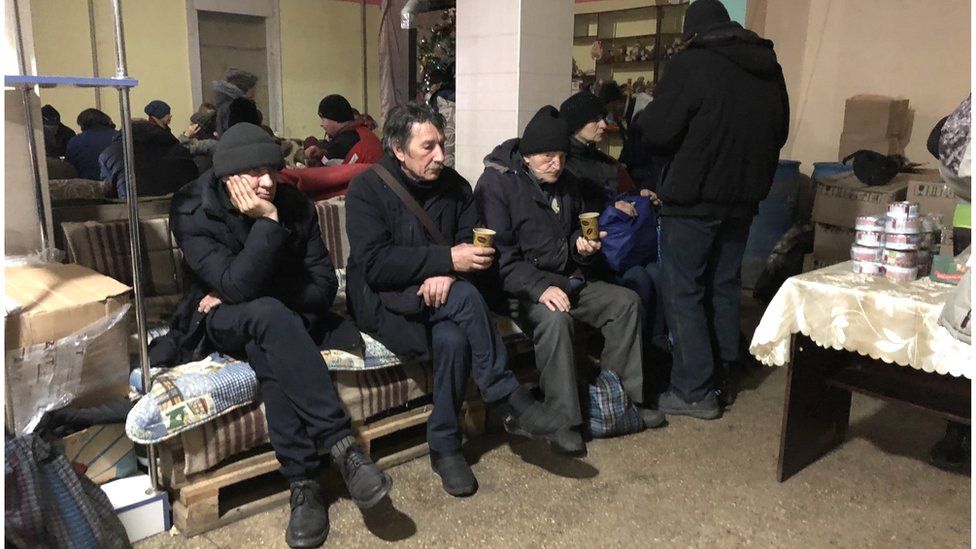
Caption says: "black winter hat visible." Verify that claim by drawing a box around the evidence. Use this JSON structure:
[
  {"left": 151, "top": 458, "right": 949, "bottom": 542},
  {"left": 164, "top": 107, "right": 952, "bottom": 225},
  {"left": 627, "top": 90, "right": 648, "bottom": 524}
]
[
  {"left": 144, "top": 100, "right": 171, "bottom": 119},
  {"left": 318, "top": 94, "right": 355, "bottom": 123},
  {"left": 213, "top": 122, "right": 283, "bottom": 178},
  {"left": 520, "top": 106, "right": 570, "bottom": 155},
  {"left": 225, "top": 68, "right": 258, "bottom": 94},
  {"left": 683, "top": 0, "right": 731, "bottom": 39},
  {"left": 559, "top": 92, "right": 607, "bottom": 135},
  {"left": 41, "top": 104, "right": 60, "bottom": 125}
]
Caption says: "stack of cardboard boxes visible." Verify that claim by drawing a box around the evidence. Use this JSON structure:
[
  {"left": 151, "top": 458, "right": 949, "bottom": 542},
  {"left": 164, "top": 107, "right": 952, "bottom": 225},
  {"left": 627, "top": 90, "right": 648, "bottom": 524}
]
[{"left": 838, "top": 94, "right": 912, "bottom": 161}]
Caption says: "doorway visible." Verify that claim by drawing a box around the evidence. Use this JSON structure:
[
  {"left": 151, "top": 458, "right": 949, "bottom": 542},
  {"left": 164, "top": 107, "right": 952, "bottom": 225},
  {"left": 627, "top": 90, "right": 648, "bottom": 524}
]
[{"left": 197, "top": 11, "right": 270, "bottom": 119}]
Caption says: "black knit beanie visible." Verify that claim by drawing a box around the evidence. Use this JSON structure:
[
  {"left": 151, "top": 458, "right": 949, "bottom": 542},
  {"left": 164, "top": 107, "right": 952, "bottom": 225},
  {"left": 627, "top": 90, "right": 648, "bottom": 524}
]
[
  {"left": 520, "top": 106, "right": 570, "bottom": 155},
  {"left": 683, "top": 0, "right": 731, "bottom": 39},
  {"left": 213, "top": 122, "right": 283, "bottom": 178},
  {"left": 318, "top": 94, "right": 355, "bottom": 123},
  {"left": 144, "top": 100, "right": 171, "bottom": 119},
  {"left": 559, "top": 92, "right": 607, "bottom": 136},
  {"left": 41, "top": 104, "right": 60, "bottom": 125},
  {"left": 225, "top": 68, "right": 258, "bottom": 94}
]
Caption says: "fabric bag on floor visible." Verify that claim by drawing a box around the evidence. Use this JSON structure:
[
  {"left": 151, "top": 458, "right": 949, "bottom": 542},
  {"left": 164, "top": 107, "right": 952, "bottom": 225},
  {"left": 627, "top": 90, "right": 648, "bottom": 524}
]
[{"left": 587, "top": 370, "right": 644, "bottom": 438}]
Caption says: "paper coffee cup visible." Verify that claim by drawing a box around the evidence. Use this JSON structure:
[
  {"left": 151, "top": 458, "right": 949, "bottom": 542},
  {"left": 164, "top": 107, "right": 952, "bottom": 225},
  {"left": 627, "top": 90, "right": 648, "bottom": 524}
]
[
  {"left": 473, "top": 228, "right": 496, "bottom": 248},
  {"left": 579, "top": 212, "right": 600, "bottom": 241}
]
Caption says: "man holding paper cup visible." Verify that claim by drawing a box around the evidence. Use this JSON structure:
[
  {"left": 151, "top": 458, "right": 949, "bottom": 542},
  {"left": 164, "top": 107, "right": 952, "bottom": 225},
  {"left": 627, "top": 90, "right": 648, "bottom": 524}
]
[{"left": 475, "top": 106, "right": 663, "bottom": 457}]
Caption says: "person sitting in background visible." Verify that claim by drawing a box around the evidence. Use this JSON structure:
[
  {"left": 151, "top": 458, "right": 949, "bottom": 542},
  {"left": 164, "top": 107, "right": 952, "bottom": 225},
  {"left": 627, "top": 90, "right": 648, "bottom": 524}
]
[
  {"left": 475, "top": 106, "right": 664, "bottom": 457},
  {"left": 99, "top": 119, "right": 198, "bottom": 199},
  {"left": 213, "top": 68, "right": 259, "bottom": 136},
  {"left": 144, "top": 99, "right": 173, "bottom": 130},
  {"left": 65, "top": 108, "right": 118, "bottom": 180},
  {"left": 560, "top": 91, "right": 670, "bottom": 380},
  {"left": 303, "top": 94, "right": 381, "bottom": 166},
  {"left": 179, "top": 102, "right": 219, "bottom": 173},
  {"left": 42, "top": 104, "right": 76, "bottom": 158}
]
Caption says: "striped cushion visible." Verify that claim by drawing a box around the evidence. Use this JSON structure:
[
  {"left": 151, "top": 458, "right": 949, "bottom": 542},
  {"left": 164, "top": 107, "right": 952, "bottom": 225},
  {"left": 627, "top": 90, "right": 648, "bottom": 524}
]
[{"left": 314, "top": 196, "right": 349, "bottom": 269}]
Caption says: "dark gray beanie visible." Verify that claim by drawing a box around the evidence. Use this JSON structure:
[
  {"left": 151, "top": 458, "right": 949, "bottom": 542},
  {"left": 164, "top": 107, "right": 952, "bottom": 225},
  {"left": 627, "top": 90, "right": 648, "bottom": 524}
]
[
  {"left": 213, "top": 123, "right": 283, "bottom": 178},
  {"left": 520, "top": 106, "right": 570, "bottom": 155}
]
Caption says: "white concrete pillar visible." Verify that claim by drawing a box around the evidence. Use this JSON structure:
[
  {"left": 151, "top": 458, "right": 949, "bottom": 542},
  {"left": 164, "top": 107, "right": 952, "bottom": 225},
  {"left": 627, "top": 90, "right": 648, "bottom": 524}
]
[{"left": 455, "top": 0, "right": 573, "bottom": 185}]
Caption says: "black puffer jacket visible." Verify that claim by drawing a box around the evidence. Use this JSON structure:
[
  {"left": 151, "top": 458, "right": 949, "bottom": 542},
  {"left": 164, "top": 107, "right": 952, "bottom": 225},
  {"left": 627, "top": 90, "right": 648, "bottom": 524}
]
[
  {"left": 474, "top": 138, "right": 603, "bottom": 303},
  {"left": 148, "top": 170, "right": 359, "bottom": 366},
  {"left": 637, "top": 22, "right": 789, "bottom": 218},
  {"left": 99, "top": 120, "right": 198, "bottom": 199},
  {"left": 345, "top": 154, "right": 477, "bottom": 359}
]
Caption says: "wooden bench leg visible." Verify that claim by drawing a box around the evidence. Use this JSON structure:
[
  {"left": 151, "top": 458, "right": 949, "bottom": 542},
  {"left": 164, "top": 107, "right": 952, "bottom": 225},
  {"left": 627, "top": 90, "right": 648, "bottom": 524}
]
[{"left": 778, "top": 335, "right": 852, "bottom": 482}]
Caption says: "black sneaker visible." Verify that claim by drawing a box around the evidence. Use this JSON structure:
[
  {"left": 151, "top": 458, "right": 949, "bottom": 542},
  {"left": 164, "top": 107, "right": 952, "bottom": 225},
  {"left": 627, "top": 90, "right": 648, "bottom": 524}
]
[
  {"left": 549, "top": 428, "right": 586, "bottom": 456},
  {"left": 657, "top": 389, "right": 722, "bottom": 420},
  {"left": 930, "top": 421, "right": 970, "bottom": 473},
  {"left": 333, "top": 440, "right": 392, "bottom": 509},
  {"left": 285, "top": 480, "right": 329, "bottom": 548},
  {"left": 714, "top": 361, "right": 739, "bottom": 408},
  {"left": 501, "top": 387, "right": 570, "bottom": 441},
  {"left": 430, "top": 450, "right": 478, "bottom": 497}
]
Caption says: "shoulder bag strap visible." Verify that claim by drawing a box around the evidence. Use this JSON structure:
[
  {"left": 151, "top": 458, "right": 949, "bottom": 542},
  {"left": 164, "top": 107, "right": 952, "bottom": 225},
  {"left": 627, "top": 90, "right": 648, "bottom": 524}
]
[{"left": 371, "top": 164, "right": 450, "bottom": 246}]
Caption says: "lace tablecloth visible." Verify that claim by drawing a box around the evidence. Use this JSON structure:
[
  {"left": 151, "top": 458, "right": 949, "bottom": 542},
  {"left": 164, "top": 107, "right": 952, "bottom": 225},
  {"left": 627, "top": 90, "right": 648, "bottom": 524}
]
[{"left": 749, "top": 262, "right": 972, "bottom": 379}]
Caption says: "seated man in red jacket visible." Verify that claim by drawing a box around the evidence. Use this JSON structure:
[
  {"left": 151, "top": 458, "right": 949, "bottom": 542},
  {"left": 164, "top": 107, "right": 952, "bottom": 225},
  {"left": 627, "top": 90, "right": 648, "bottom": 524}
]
[{"left": 304, "top": 94, "right": 382, "bottom": 166}]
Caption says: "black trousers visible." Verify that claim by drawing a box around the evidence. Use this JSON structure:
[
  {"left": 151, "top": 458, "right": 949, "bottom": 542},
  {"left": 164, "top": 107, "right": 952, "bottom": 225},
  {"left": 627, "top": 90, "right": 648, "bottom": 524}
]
[
  {"left": 424, "top": 281, "right": 520, "bottom": 453},
  {"left": 660, "top": 215, "right": 751, "bottom": 402},
  {"left": 207, "top": 297, "right": 353, "bottom": 481}
]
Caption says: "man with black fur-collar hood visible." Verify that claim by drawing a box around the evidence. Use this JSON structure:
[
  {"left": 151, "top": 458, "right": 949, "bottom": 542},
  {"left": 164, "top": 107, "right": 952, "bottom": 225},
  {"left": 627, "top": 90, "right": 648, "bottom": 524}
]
[{"left": 636, "top": 0, "right": 789, "bottom": 420}]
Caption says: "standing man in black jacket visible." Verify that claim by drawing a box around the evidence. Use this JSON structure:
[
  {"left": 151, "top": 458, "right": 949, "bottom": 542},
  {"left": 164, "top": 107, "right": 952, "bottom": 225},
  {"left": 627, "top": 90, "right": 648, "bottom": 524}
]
[
  {"left": 152, "top": 123, "right": 390, "bottom": 548},
  {"left": 636, "top": 0, "right": 789, "bottom": 419},
  {"left": 476, "top": 106, "right": 665, "bottom": 457},
  {"left": 345, "top": 102, "right": 568, "bottom": 498}
]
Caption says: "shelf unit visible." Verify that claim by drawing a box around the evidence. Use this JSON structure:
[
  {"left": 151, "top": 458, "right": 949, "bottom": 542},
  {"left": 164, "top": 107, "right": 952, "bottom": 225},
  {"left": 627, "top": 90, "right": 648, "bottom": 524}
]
[
  {"left": 7, "top": 0, "right": 158, "bottom": 490},
  {"left": 572, "top": 2, "right": 689, "bottom": 90}
]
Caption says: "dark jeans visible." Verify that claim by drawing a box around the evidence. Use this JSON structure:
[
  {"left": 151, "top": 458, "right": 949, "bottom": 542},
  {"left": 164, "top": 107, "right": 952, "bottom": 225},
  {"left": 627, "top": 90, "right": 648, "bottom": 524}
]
[
  {"left": 519, "top": 281, "right": 644, "bottom": 427},
  {"left": 207, "top": 297, "right": 353, "bottom": 482},
  {"left": 660, "top": 215, "right": 752, "bottom": 402},
  {"left": 611, "top": 261, "right": 667, "bottom": 347},
  {"left": 424, "top": 281, "right": 520, "bottom": 453}
]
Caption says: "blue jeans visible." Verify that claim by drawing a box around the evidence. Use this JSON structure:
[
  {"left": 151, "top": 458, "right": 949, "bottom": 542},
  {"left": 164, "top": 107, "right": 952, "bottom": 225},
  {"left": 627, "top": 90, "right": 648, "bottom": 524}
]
[
  {"left": 425, "top": 281, "right": 520, "bottom": 453},
  {"left": 660, "top": 216, "right": 752, "bottom": 402}
]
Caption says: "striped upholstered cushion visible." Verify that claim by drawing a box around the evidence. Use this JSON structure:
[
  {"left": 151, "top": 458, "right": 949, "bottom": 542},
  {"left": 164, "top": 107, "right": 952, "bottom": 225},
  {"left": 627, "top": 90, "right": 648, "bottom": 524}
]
[{"left": 314, "top": 196, "right": 349, "bottom": 269}]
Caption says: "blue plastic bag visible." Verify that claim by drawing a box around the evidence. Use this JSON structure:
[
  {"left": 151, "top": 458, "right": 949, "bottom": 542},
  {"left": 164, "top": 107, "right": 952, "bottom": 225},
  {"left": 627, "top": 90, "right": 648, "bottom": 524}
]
[{"left": 598, "top": 195, "right": 658, "bottom": 273}]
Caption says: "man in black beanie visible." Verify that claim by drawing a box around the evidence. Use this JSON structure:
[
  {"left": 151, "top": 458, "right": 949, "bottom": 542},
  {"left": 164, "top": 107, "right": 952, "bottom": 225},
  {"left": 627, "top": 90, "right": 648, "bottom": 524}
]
[
  {"left": 153, "top": 122, "right": 391, "bottom": 548},
  {"left": 304, "top": 94, "right": 382, "bottom": 166},
  {"left": 476, "top": 105, "right": 661, "bottom": 456},
  {"left": 345, "top": 102, "right": 569, "bottom": 498},
  {"left": 144, "top": 99, "right": 172, "bottom": 129},
  {"left": 636, "top": 0, "right": 790, "bottom": 419}
]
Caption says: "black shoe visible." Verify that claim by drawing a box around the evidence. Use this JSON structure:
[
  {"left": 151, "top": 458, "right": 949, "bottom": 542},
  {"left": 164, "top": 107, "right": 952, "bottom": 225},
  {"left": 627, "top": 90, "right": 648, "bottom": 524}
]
[
  {"left": 658, "top": 389, "right": 722, "bottom": 420},
  {"left": 549, "top": 428, "right": 586, "bottom": 456},
  {"left": 333, "top": 441, "right": 392, "bottom": 509},
  {"left": 501, "top": 386, "right": 570, "bottom": 441},
  {"left": 285, "top": 480, "right": 329, "bottom": 548},
  {"left": 930, "top": 422, "right": 970, "bottom": 473},
  {"left": 430, "top": 450, "right": 478, "bottom": 497},
  {"left": 639, "top": 408, "right": 667, "bottom": 429}
]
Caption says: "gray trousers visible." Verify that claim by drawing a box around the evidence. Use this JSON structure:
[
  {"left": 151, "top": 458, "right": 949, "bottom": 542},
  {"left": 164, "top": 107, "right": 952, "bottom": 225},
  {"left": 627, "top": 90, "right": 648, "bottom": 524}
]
[{"left": 519, "top": 280, "right": 645, "bottom": 427}]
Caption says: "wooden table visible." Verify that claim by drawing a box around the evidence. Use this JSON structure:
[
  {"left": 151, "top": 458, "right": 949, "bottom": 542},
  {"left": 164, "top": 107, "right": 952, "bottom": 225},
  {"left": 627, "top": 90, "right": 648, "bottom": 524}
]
[{"left": 749, "top": 262, "right": 972, "bottom": 481}]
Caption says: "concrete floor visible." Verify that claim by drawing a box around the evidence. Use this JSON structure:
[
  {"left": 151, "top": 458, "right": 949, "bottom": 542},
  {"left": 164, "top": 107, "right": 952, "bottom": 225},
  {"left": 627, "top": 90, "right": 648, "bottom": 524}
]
[{"left": 138, "top": 297, "right": 970, "bottom": 548}]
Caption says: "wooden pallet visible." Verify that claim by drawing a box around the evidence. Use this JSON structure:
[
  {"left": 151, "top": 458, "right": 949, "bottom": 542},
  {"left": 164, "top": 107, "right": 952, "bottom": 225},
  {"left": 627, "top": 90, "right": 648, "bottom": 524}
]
[{"left": 170, "top": 400, "right": 485, "bottom": 537}]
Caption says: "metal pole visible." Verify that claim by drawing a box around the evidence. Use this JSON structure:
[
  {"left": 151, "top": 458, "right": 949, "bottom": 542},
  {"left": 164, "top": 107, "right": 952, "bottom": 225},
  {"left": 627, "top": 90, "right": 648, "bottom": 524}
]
[
  {"left": 110, "top": 0, "right": 158, "bottom": 491},
  {"left": 11, "top": 0, "right": 51, "bottom": 252},
  {"left": 88, "top": 0, "right": 102, "bottom": 110},
  {"left": 361, "top": 0, "right": 368, "bottom": 112}
]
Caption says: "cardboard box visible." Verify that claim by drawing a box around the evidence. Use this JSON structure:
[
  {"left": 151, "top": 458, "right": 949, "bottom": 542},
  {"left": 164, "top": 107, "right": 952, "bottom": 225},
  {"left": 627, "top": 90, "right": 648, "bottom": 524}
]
[
  {"left": 811, "top": 172, "right": 909, "bottom": 229},
  {"left": 907, "top": 173, "right": 958, "bottom": 224},
  {"left": 802, "top": 253, "right": 832, "bottom": 273},
  {"left": 841, "top": 94, "right": 911, "bottom": 138},
  {"left": 813, "top": 223, "right": 856, "bottom": 266},
  {"left": 101, "top": 474, "right": 171, "bottom": 543},
  {"left": 838, "top": 133, "right": 905, "bottom": 161},
  {"left": 5, "top": 263, "right": 132, "bottom": 434},
  {"left": 55, "top": 424, "right": 137, "bottom": 484}
]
